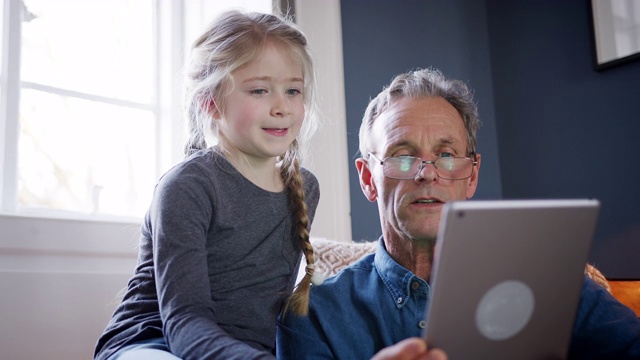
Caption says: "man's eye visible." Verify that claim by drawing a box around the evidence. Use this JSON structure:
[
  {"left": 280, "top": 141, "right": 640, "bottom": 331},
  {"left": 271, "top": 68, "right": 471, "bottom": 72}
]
[
  {"left": 438, "top": 152, "right": 454, "bottom": 158},
  {"left": 399, "top": 157, "right": 413, "bottom": 172}
]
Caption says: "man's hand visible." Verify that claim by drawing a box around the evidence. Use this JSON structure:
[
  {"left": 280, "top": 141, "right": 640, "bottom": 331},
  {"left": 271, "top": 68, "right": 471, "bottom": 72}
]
[{"left": 371, "top": 338, "right": 447, "bottom": 360}]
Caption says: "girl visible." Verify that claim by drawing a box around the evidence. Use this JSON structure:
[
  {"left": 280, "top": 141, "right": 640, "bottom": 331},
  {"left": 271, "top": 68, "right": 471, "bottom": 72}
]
[{"left": 94, "top": 10, "right": 322, "bottom": 360}]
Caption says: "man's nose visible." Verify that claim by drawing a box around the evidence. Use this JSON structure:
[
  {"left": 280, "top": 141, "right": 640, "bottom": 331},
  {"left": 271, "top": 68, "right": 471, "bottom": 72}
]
[{"left": 414, "top": 161, "right": 438, "bottom": 183}]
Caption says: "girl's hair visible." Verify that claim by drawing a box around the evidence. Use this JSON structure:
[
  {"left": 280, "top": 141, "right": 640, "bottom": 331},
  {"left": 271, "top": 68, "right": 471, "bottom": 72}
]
[
  {"left": 184, "top": 9, "right": 319, "bottom": 158},
  {"left": 183, "top": 10, "right": 320, "bottom": 316},
  {"left": 359, "top": 68, "right": 481, "bottom": 158}
]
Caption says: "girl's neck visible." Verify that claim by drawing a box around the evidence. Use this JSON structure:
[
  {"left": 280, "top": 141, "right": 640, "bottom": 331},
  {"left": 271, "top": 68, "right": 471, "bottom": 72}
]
[{"left": 217, "top": 144, "right": 285, "bottom": 192}]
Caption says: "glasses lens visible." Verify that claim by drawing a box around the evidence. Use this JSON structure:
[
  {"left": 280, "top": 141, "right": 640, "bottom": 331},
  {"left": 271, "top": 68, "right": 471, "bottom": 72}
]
[
  {"left": 384, "top": 156, "right": 420, "bottom": 179},
  {"left": 435, "top": 158, "right": 472, "bottom": 180}
]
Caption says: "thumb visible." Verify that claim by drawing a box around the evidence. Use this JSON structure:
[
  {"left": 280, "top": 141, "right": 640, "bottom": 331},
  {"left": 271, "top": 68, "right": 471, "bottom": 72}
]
[{"left": 371, "top": 338, "right": 427, "bottom": 360}]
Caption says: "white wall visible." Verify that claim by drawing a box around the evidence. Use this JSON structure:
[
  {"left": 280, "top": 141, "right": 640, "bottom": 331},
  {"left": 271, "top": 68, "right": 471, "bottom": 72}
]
[
  {"left": 295, "top": 0, "right": 352, "bottom": 243},
  {"left": 0, "top": 1, "right": 349, "bottom": 358},
  {"left": 0, "top": 215, "right": 138, "bottom": 359}
]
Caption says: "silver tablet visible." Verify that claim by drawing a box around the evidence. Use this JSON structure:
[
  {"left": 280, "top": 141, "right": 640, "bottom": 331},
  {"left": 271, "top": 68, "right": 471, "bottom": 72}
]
[{"left": 423, "top": 199, "right": 600, "bottom": 360}]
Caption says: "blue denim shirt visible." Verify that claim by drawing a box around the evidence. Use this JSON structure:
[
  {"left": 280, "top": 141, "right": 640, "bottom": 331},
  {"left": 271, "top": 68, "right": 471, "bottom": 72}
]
[{"left": 277, "top": 239, "right": 640, "bottom": 360}]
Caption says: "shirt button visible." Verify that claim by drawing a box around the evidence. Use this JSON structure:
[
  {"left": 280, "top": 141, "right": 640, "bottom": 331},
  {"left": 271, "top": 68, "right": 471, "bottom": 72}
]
[
  {"left": 418, "top": 320, "right": 426, "bottom": 329},
  {"left": 411, "top": 281, "right": 420, "bottom": 290},
  {"left": 397, "top": 297, "right": 403, "bottom": 304}
]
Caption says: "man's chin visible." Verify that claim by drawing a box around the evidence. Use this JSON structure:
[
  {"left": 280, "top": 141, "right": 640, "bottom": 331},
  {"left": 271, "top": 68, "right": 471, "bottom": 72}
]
[{"left": 401, "top": 224, "right": 439, "bottom": 244}]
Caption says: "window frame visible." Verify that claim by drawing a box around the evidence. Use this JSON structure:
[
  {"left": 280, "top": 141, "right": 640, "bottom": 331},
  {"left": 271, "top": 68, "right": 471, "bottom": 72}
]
[
  {"left": 0, "top": 0, "right": 352, "bottom": 258},
  {"left": 1, "top": 0, "right": 21, "bottom": 213},
  {"left": 0, "top": 0, "right": 185, "bottom": 221}
]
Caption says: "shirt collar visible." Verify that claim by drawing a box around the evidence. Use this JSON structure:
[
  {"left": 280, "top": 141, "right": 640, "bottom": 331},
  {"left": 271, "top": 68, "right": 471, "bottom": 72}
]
[{"left": 373, "top": 237, "right": 429, "bottom": 309}]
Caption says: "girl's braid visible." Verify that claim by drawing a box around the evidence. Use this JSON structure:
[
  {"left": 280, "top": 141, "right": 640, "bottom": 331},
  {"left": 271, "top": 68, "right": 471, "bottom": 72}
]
[{"left": 281, "top": 139, "right": 323, "bottom": 316}]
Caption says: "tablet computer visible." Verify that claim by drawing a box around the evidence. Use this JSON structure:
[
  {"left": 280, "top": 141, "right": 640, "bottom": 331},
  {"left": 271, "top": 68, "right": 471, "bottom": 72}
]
[{"left": 423, "top": 199, "right": 600, "bottom": 360}]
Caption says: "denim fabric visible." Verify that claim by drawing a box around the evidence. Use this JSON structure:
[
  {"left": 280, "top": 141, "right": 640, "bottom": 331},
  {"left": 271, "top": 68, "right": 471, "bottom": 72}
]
[
  {"left": 277, "top": 239, "right": 429, "bottom": 360},
  {"left": 277, "top": 238, "right": 640, "bottom": 360},
  {"left": 568, "top": 278, "right": 640, "bottom": 359}
]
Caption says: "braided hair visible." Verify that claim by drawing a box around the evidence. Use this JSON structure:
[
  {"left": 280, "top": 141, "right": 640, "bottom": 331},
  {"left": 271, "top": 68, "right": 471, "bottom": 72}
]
[{"left": 280, "top": 140, "right": 323, "bottom": 316}]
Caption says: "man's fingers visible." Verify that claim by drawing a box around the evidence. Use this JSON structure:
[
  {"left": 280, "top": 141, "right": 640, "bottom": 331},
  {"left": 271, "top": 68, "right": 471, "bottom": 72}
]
[
  {"left": 371, "top": 338, "right": 427, "bottom": 360},
  {"left": 426, "top": 347, "right": 447, "bottom": 360}
]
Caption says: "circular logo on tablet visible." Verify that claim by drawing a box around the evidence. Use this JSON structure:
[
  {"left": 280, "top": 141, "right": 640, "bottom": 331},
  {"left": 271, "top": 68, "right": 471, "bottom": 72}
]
[{"left": 475, "top": 280, "right": 535, "bottom": 341}]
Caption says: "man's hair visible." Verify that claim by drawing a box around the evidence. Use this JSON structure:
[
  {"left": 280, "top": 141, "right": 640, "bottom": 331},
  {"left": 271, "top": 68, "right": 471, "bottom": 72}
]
[{"left": 359, "top": 68, "right": 481, "bottom": 157}]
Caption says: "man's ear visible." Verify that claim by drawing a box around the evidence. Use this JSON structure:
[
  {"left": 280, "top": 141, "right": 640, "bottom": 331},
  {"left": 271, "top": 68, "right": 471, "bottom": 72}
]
[
  {"left": 355, "top": 158, "right": 377, "bottom": 202},
  {"left": 466, "top": 153, "right": 481, "bottom": 199}
]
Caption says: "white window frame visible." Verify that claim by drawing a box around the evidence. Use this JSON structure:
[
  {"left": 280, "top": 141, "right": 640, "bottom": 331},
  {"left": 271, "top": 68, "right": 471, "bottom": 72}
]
[
  {"left": 0, "top": 0, "right": 21, "bottom": 213},
  {"left": 0, "top": 0, "right": 186, "bottom": 221},
  {"left": 0, "top": 0, "right": 351, "bottom": 269}
]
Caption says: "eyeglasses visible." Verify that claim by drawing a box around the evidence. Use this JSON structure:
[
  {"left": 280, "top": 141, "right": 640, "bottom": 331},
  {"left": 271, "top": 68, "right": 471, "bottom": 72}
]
[{"left": 368, "top": 152, "right": 477, "bottom": 180}]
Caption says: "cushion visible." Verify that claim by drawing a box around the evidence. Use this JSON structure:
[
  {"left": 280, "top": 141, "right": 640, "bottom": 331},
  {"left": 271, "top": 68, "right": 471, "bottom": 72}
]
[{"left": 310, "top": 237, "right": 377, "bottom": 277}]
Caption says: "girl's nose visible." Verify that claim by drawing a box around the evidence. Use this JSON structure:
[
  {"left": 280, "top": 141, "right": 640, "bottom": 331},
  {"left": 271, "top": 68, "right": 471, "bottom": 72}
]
[{"left": 271, "top": 94, "right": 291, "bottom": 117}]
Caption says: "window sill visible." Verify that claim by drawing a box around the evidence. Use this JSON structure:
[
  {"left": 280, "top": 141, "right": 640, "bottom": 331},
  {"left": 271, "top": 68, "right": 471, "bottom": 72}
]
[{"left": 0, "top": 211, "right": 141, "bottom": 257}]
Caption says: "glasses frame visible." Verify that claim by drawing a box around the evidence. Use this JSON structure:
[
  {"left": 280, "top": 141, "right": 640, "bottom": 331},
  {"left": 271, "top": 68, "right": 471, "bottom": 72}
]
[{"left": 368, "top": 152, "right": 478, "bottom": 180}]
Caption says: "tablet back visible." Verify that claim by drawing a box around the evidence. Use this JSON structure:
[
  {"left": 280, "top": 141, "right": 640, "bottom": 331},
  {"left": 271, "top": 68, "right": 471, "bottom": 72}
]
[{"left": 423, "top": 199, "right": 600, "bottom": 360}]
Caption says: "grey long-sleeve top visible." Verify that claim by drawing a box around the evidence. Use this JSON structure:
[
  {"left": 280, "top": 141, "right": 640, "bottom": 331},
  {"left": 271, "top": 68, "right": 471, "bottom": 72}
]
[{"left": 94, "top": 147, "right": 320, "bottom": 360}]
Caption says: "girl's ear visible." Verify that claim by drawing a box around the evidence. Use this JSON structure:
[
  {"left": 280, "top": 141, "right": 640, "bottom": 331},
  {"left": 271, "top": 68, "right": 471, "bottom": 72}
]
[{"left": 202, "top": 99, "right": 221, "bottom": 120}]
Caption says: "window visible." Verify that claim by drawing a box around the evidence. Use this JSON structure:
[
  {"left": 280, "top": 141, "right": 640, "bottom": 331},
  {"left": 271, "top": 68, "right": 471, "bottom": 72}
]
[{"left": 0, "top": 0, "right": 273, "bottom": 220}]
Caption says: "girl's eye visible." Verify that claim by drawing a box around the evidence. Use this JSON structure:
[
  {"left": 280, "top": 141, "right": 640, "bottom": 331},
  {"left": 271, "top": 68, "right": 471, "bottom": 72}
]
[
  {"left": 250, "top": 89, "right": 267, "bottom": 95},
  {"left": 286, "top": 88, "right": 302, "bottom": 96}
]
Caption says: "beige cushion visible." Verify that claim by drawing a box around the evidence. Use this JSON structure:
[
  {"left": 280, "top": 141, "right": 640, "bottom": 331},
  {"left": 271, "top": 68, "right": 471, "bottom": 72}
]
[{"left": 310, "top": 238, "right": 377, "bottom": 277}]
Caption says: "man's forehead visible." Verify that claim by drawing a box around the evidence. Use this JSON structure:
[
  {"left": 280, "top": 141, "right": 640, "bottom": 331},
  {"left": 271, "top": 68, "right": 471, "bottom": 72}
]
[
  {"left": 369, "top": 97, "right": 468, "bottom": 152},
  {"left": 374, "top": 98, "right": 464, "bottom": 131},
  {"left": 384, "top": 97, "right": 459, "bottom": 118}
]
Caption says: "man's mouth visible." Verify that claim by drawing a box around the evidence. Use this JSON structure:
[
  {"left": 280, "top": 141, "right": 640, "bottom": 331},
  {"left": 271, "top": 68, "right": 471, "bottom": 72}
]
[
  {"left": 412, "top": 197, "right": 443, "bottom": 205},
  {"left": 415, "top": 199, "right": 439, "bottom": 204}
]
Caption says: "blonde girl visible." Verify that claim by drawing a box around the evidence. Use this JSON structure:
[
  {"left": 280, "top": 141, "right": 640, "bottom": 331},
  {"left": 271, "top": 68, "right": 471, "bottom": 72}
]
[{"left": 94, "top": 10, "right": 322, "bottom": 360}]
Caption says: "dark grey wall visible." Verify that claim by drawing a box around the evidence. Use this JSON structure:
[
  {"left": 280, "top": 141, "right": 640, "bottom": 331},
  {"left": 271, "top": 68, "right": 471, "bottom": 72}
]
[
  {"left": 341, "top": 0, "right": 503, "bottom": 242},
  {"left": 485, "top": 0, "right": 640, "bottom": 278},
  {"left": 341, "top": 0, "right": 640, "bottom": 278}
]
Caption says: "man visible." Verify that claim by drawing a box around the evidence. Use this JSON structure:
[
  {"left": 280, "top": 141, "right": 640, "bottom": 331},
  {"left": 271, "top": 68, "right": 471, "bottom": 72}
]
[{"left": 277, "top": 68, "right": 640, "bottom": 359}]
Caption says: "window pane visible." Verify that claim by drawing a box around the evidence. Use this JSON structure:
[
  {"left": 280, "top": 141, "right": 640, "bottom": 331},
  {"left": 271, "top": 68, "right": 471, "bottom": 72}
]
[
  {"left": 18, "top": 89, "right": 155, "bottom": 217},
  {"left": 21, "top": 0, "right": 153, "bottom": 104}
]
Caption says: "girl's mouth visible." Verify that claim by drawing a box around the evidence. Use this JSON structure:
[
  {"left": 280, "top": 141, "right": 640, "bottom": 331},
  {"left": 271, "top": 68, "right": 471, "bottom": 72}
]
[{"left": 263, "top": 128, "right": 288, "bottom": 136}]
